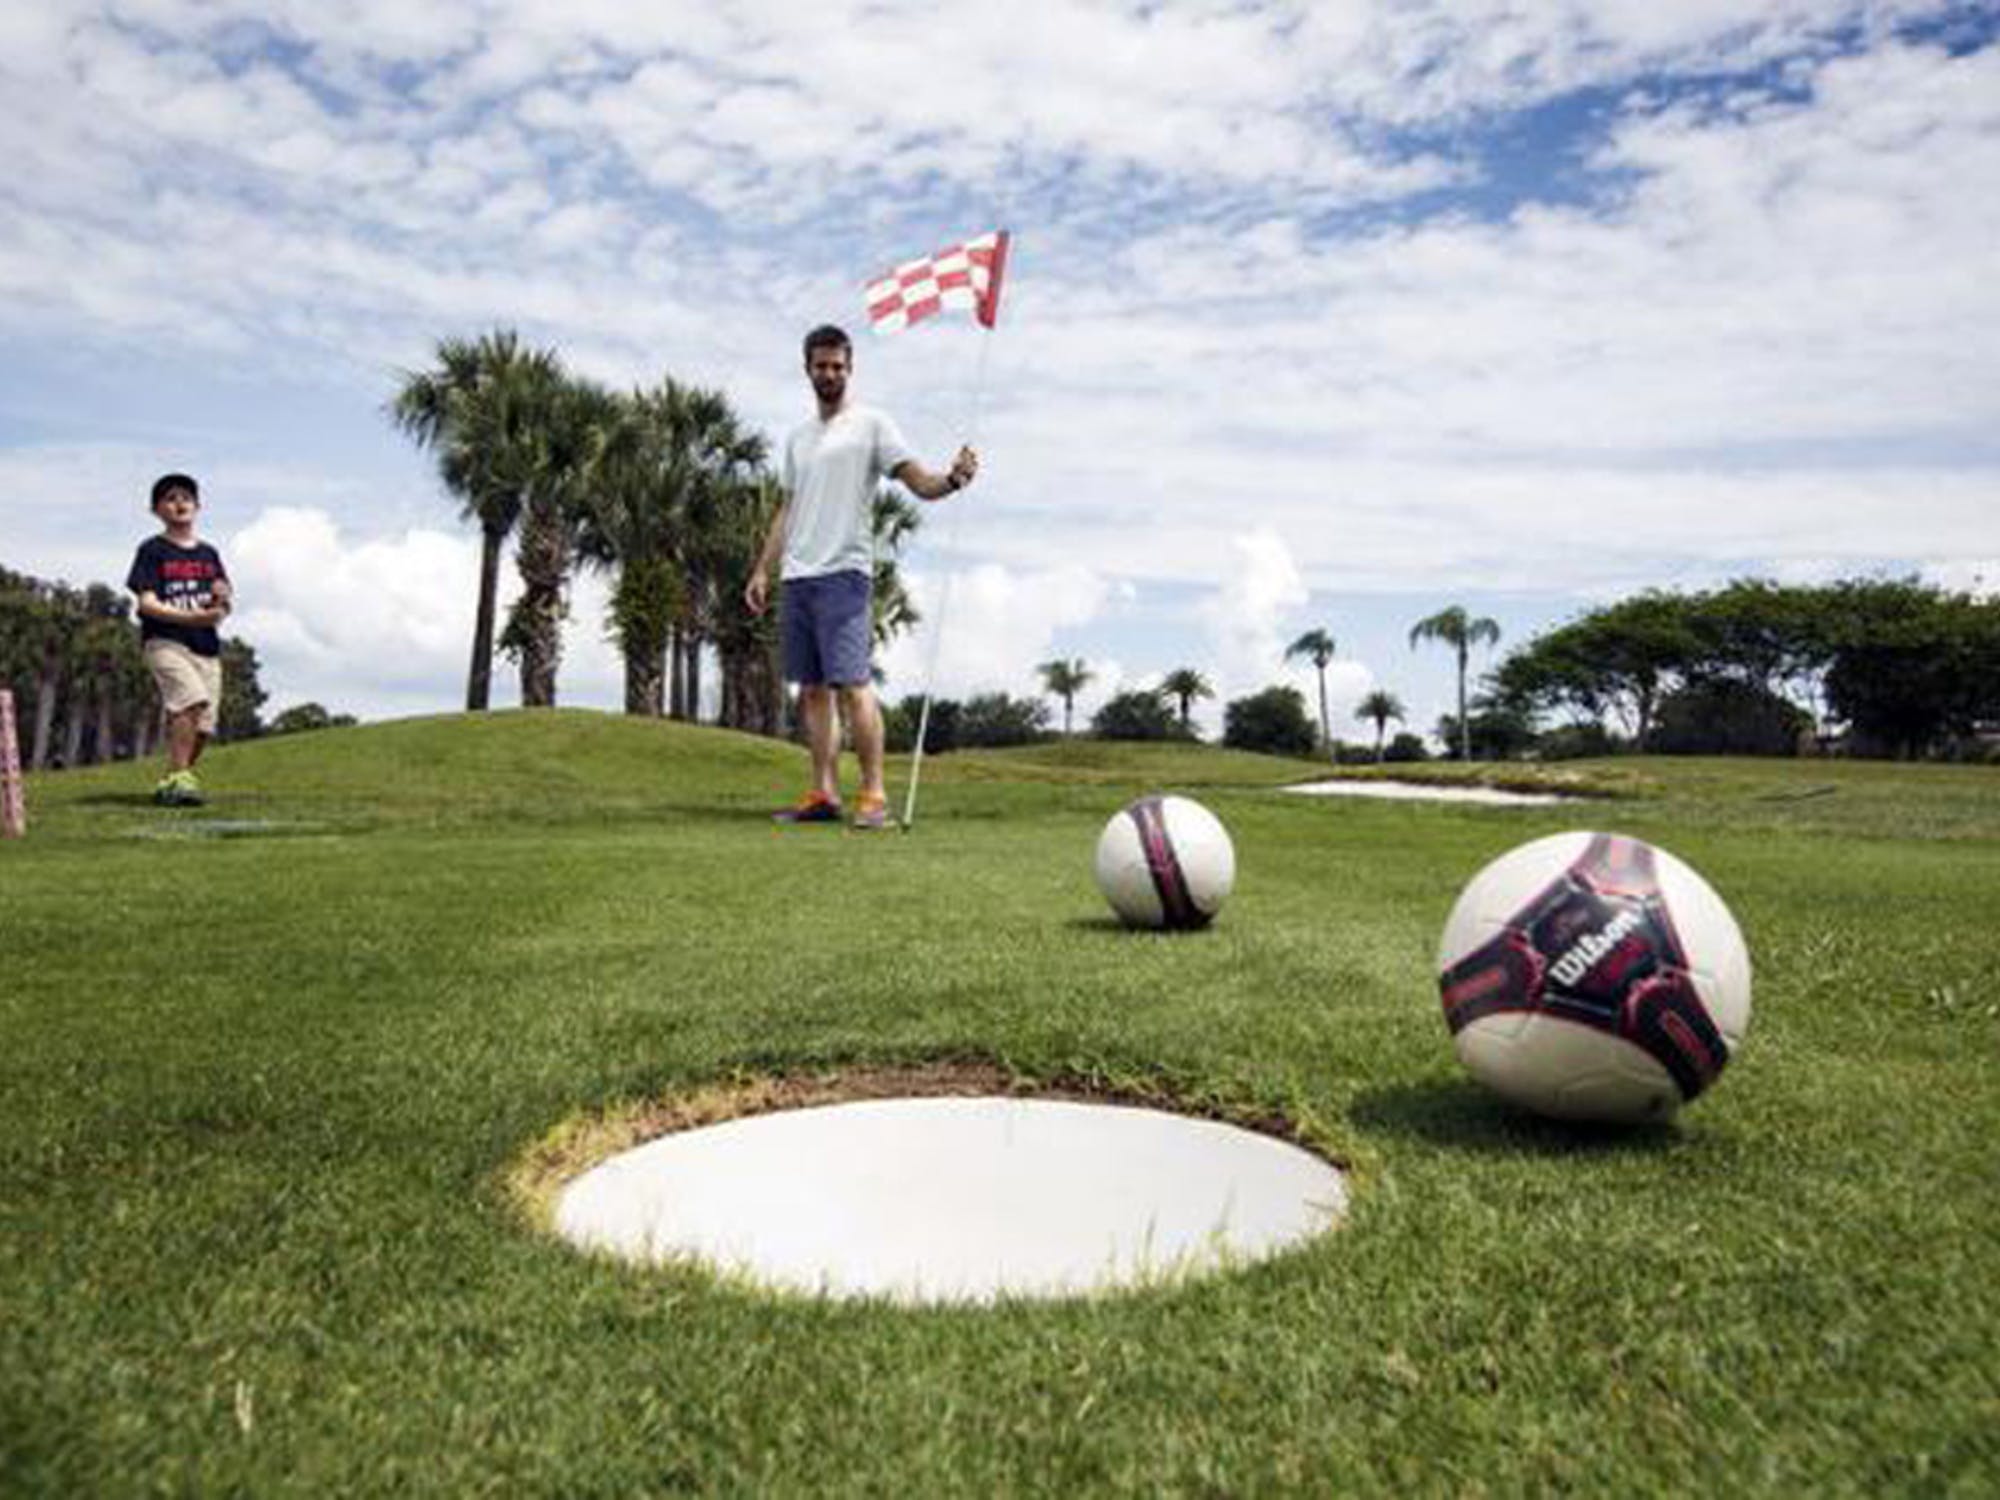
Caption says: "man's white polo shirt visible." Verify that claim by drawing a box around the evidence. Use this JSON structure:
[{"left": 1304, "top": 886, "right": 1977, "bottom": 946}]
[{"left": 779, "top": 404, "right": 914, "bottom": 580}]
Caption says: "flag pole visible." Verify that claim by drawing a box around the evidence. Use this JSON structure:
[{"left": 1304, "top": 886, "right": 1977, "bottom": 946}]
[
  {"left": 902, "top": 230, "right": 1009, "bottom": 832},
  {"left": 900, "top": 348, "right": 986, "bottom": 833}
]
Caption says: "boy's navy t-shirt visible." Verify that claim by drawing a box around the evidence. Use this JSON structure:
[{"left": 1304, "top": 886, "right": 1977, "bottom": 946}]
[{"left": 127, "top": 536, "right": 228, "bottom": 657}]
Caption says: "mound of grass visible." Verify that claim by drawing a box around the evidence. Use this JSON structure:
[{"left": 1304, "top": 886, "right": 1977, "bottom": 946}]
[
  {"left": 20, "top": 708, "right": 805, "bottom": 837},
  {"left": 2, "top": 716, "right": 1995, "bottom": 1494}
]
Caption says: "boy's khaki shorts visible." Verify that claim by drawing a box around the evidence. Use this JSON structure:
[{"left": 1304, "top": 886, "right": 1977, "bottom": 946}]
[{"left": 144, "top": 640, "right": 223, "bottom": 736}]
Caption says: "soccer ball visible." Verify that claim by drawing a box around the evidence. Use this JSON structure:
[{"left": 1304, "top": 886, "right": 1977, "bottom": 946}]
[
  {"left": 1436, "top": 831, "right": 1752, "bottom": 1123},
  {"left": 1094, "top": 795, "right": 1236, "bottom": 930}
]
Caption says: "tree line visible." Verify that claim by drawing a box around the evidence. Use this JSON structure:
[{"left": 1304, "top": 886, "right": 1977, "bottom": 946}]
[
  {"left": 1484, "top": 578, "right": 2000, "bottom": 760},
  {"left": 18, "top": 325, "right": 1991, "bottom": 774},
  {"left": 883, "top": 642, "right": 1428, "bottom": 762},
  {"left": 1008, "top": 613, "right": 1492, "bottom": 763},
  {"left": 889, "top": 582, "right": 1998, "bottom": 766},
  {"left": 448, "top": 393, "right": 1984, "bottom": 770}
]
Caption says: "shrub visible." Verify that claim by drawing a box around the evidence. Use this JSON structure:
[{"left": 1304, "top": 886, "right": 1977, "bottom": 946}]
[
  {"left": 1537, "top": 722, "right": 1621, "bottom": 760},
  {"left": 267, "top": 702, "right": 356, "bottom": 735},
  {"left": 1436, "top": 707, "right": 1537, "bottom": 761},
  {"left": 1223, "top": 686, "right": 1317, "bottom": 757},
  {"left": 1091, "top": 689, "right": 1183, "bottom": 742},
  {"left": 1383, "top": 731, "right": 1430, "bottom": 763},
  {"left": 884, "top": 695, "right": 961, "bottom": 753},
  {"left": 957, "top": 692, "right": 1049, "bottom": 748},
  {"left": 1651, "top": 679, "right": 1810, "bottom": 756}
]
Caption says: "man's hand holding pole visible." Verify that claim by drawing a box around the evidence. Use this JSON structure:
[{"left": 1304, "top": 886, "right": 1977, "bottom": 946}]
[{"left": 946, "top": 446, "right": 978, "bottom": 494}]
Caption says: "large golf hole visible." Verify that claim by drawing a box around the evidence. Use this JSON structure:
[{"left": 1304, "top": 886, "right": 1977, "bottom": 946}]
[{"left": 553, "top": 1096, "right": 1348, "bottom": 1304}]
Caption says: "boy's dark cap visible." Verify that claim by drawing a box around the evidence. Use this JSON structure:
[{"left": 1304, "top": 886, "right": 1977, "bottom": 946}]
[{"left": 150, "top": 473, "right": 199, "bottom": 508}]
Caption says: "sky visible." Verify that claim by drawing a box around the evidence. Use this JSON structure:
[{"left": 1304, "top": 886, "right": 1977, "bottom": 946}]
[{"left": 2, "top": 1, "right": 1996, "bottom": 742}]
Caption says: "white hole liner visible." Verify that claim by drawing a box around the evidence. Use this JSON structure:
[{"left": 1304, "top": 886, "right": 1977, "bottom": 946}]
[{"left": 555, "top": 1097, "right": 1348, "bottom": 1304}]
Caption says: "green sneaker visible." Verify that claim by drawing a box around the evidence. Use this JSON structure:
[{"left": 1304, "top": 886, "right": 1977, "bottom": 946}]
[
  {"left": 153, "top": 776, "right": 179, "bottom": 806},
  {"left": 164, "top": 770, "right": 205, "bottom": 807}
]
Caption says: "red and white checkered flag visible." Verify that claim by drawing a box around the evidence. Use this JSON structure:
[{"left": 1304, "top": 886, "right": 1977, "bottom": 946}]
[{"left": 864, "top": 230, "right": 1011, "bottom": 334}]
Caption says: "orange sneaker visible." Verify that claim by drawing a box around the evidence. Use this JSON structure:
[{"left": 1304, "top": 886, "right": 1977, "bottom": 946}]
[
  {"left": 773, "top": 790, "right": 842, "bottom": 824},
  {"left": 851, "top": 793, "right": 894, "bottom": 831}
]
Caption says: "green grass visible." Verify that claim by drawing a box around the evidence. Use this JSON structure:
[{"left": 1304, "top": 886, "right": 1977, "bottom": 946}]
[{"left": 3, "top": 712, "right": 1997, "bottom": 1495}]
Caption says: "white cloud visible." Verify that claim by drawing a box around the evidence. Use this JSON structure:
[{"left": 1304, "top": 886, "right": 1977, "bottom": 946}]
[
  {"left": 227, "top": 508, "right": 486, "bottom": 709},
  {"left": 223, "top": 507, "right": 625, "bottom": 719},
  {"left": 1197, "top": 527, "right": 1309, "bottom": 703},
  {"left": 877, "top": 560, "right": 1112, "bottom": 709},
  {"left": 1920, "top": 559, "right": 2000, "bottom": 600}
]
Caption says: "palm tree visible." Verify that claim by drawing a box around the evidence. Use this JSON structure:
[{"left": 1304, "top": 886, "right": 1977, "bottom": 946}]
[
  {"left": 500, "top": 534, "right": 571, "bottom": 706},
  {"left": 2, "top": 574, "right": 152, "bottom": 765},
  {"left": 217, "top": 638, "right": 270, "bottom": 741},
  {"left": 668, "top": 391, "right": 769, "bottom": 720},
  {"left": 1285, "top": 628, "right": 1337, "bottom": 757},
  {"left": 578, "top": 378, "right": 769, "bottom": 718},
  {"left": 1159, "top": 668, "right": 1213, "bottom": 735},
  {"left": 120, "top": 638, "right": 159, "bottom": 760},
  {"left": 576, "top": 383, "right": 685, "bottom": 717},
  {"left": 24, "top": 581, "right": 83, "bottom": 769},
  {"left": 390, "top": 329, "right": 566, "bottom": 711},
  {"left": 502, "top": 374, "right": 608, "bottom": 707},
  {"left": 1410, "top": 605, "right": 1502, "bottom": 762},
  {"left": 74, "top": 586, "right": 132, "bottom": 765},
  {"left": 868, "top": 487, "right": 924, "bottom": 668},
  {"left": 1038, "top": 658, "right": 1093, "bottom": 736},
  {"left": 0, "top": 571, "right": 32, "bottom": 747},
  {"left": 711, "top": 473, "right": 786, "bottom": 735},
  {"left": 1356, "top": 688, "right": 1406, "bottom": 763}
]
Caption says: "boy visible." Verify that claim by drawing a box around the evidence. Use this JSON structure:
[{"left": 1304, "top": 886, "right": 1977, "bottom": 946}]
[{"left": 127, "top": 472, "right": 232, "bottom": 806}]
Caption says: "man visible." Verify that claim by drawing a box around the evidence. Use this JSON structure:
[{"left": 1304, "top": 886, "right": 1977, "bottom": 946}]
[
  {"left": 746, "top": 324, "right": 977, "bottom": 829},
  {"left": 127, "top": 472, "right": 232, "bottom": 806}
]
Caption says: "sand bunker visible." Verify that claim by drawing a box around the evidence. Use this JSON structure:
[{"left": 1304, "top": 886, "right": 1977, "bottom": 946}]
[{"left": 1283, "top": 779, "right": 1563, "bottom": 805}]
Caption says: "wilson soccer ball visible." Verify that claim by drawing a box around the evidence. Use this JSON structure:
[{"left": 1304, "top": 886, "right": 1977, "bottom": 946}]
[
  {"left": 1436, "top": 831, "right": 1751, "bottom": 1123},
  {"left": 1094, "top": 795, "right": 1236, "bottom": 930}
]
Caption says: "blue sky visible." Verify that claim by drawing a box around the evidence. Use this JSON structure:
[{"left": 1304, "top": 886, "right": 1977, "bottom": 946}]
[{"left": 2, "top": 1, "right": 1995, "bottom": 738}]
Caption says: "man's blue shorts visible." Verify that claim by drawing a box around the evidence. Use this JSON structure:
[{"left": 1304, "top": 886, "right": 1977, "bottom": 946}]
[{"left": 780, "top": 570, "right": 873, "bottom": 687}]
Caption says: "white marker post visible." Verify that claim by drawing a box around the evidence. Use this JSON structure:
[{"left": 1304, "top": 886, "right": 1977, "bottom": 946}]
[{"left": 0, "top": 688, "right": 26, "bottom": 839}]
